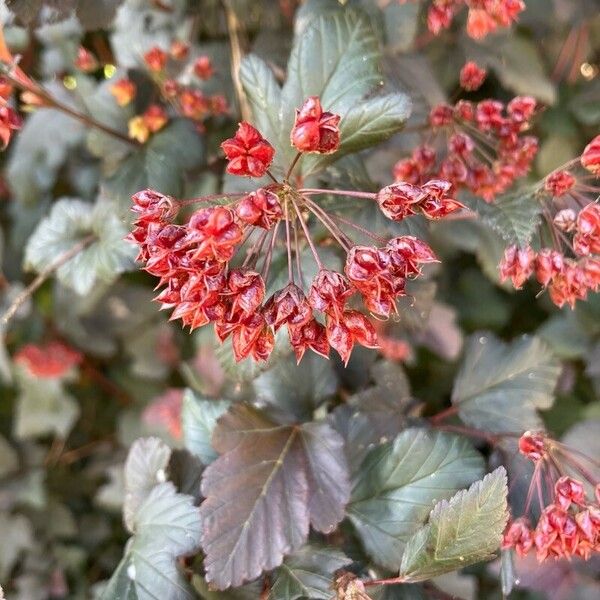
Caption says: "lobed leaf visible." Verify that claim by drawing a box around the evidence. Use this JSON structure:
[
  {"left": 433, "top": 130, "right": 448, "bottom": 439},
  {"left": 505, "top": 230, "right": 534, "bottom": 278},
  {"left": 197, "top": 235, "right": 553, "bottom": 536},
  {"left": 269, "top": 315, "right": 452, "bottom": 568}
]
[
  {"left": 13, "top": 375, "right": 79, "bottom": 441},
  {"left": 399, "top": 468, "right": 509, "bottom": 582},
  {"left": 239, "top": 55, "right": 283, "bottom": 156},
  {"left": 475, "top": 191, "right": 542, "bottom": 248},
  {"left": 24, "top": 198, "right": 136, "bottom": 296},
  {"left": 102, "top": 482, "right": 202, "bottom": 600},
  {"left": 452, "top": 333, "right": 561, "bottom": 433},
  {"left": 199, "top": 404, "right": 350, "bottom": 589},
  {"left": 123, "top": 437, "right": 172, "bottom": 532},
  {"left": 240, "top": 8, "right": 410, "bottom": 176},
  {"left": 181, "top": 390, "right": 231, "bottom": 465},
  {"left": 270, "top": 545, "right": 351, "bottom": 600},
  {"left": 253, "top": 352, "right": 338, "bottom": 421},
  {"left": 329, "top": 361, "right": 412, "bottom": 473},
  {"left": 105, "top": 119, "right": 205, "bottom": 210},
  {"left": 303, "top": 93, "right": 412, "bottom": 176},
  {"left": 348, "top": 428, "right": 485, "bottom": 570}
]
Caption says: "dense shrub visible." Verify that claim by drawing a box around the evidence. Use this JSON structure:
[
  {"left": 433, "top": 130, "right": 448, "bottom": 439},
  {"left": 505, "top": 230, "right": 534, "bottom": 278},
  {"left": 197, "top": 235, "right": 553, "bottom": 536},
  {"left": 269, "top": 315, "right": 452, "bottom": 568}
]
[{"left": 0, "top": 1, "right": 599, "bottom": 599}]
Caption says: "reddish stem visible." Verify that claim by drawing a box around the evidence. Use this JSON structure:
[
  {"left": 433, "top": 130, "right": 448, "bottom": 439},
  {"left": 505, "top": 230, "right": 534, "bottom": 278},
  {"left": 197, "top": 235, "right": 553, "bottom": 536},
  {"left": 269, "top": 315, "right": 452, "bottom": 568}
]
[
  {"left": 285, "top": 152, "right": 303, "bottom": 182},
  {"left": 300, "top": 188, "right": 377, "bottom": 199},
  {"left": 290, "top": 195, "right": 323, "bottom": 269},
  {"left": 284, "top": 202, "right": 294, "bottom": 283},
  {"left": 329, "top": 212, "right": 387, "bottom": 243},
  {"left": 429, "top": 404, "right": 460, "bottom": 424},
  {"left": 363, "top": 576, "right": 407, "bottom": 587},
  {"left": 303, "top": 197, "right": 352, "bottom": 250},
  {"left": 178, "top": 192, "right": 247, "bottom": 206}
]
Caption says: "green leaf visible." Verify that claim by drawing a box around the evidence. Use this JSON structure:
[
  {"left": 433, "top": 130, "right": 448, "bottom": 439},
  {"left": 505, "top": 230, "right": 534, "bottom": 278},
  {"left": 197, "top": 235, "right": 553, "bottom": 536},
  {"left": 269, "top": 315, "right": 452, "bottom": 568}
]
[
  {"left": 399, "top": 468, "right": 509, "bottom": 582},
  {"left": 240, "top": 9, "right": 410, "bottom": 176},
  {"left": 102, "top": 482, "right": 202, "bottom": 600},
  {"left": 192, "top": 576, "right": 262, "bottom": 600},
  {"left": 538, "top": 312, "right": 591, "bottom": 359},
  {"left": 0, "top": 512, "right": 34, "bottom": 580},
  {"left": 181, "top": 389, "right": 230, "bottom": 465},
  {"left": 474, "top": 191, "right": 542, "bottom": 247},
  {"left": 348, "top": 428, "right": 485, "bottom": 570},
  {"left": 282, "top": 9, "right": 385, "bottom": 173},
  {"left": 452, "top": 333, "right": 561, "bottom": 434},
  {"left": 303, "top": 93, "right": 411, "bottom": 176},
  {"left": 199, "top": 404, "right": 350, "bottom": 589},
  {"left": 281, "top": 10, "right": 380, "bottom": 118},
  {"left": 252, "top": 352, "right": 338, "bottom": 421},
  {"left": 466, "top": 35, "right": 556, "bottom": 105},
  {"left": 105, "top": 119, "right": 205, "bottom": 209},
  {"left": 570, "top": 79, "right": 600, "bottom": 126},
  {"left": 330, "top": 361, "right": 412, "bottom": 472},
  {"left": 123, "top": 437, "right": 172, "bottom": 532},
  {"left": 13, "top": 374, "right": 79, "bottom": 440},
  {"left": 78, "top": 74, "right": 133, "bottom": 168},
  {"left": 271, "top": 545, "right": 351, "bottom": 600},
  {"left": 24, "top": 198, "right": 136, "bottom": 296},
  {"left": 7, "top": 102, "right": 84, "bottom": 205},
  {"left": 239, "top": 55, "right": 283, "bottom": 152}
]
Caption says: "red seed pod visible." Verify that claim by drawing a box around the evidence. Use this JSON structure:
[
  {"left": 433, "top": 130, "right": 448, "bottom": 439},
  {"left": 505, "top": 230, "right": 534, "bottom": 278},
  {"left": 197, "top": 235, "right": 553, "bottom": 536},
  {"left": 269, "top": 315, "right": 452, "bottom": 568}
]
[
  {"left": 502, "top": 518, "right": 534, "bottom": 557},
  {"left": 290, "top": 96, "right": 341, "bottom": 154},
  {"left": 413, "top": 145, "right": 437, "bottom": 170},
  {"left": 427, "top": 4, "right": 453, "bottom": 35},
  {"left": 111, "top": 78, "right": 137, "bottom": 106},
  {"left": 326, "top": 310, "right": 378, "bottom": 365},
  {"left": 74, "top": 47, "right": 98, "bottom": 72},
  {"left": 507, "top": 96, "right": 537, "bottom": 123},
  {"left": 518, "top": 431, "right": 546, "bottom": 461},
  {"left": 548, "top": 261, "right": 589, "bottom": 308},
  {"left": 263, "top": 283, "right": 313, "bottom": 331},
  {"left": 144, "top": 46, "right": 168, "bottom": 72},
  {"left": 170, "top": 40, "right": 189, "bottom": 60},
  {"left": 179, "top": 89, "right": 209, "bottom": 120},
  {"left": 193, "top": 55, "right": 214, "bottom": 80},
  {"left": 573, "top": 203, "right": 600, "bottom": 256},
  {"left": 429, "top": 104, "right": 454, "bottom": 127},
  {"left": 554, "top": 476, "right": 586, "bottom": 511},
  {"left": 289, "top": 319, "right": 329, "bottom": 363},
  {"left": 224, "top": 269, "right": 265, "bottom": 315},
  {"left": 0, "top": 105, "right": 22, "bottom": 148},
  {"left": 459, "top": 61, "right": 487, "bottom": 91},
  {"left": 544, "top": 170, "right": 576, "bottom": 197},
  {"left": 454, "top": 100, "right": 475, "bottom": 121},
  {"left": 14, "top": 341, "right": 82, "bottom": 379},
  {"left": 187, "top": 206, "right": 243, "bottom": 262},
  {"left": 499, "top": 244, "right": 535, "bottom": 289},
  {"left": 476, "top": 99, "right": 504, "bottom": 130},
  {"left": 386, "top": 236, "right": 438, "bottom": 278},
  {"left": 448, "top": 133, "right": 475, "bottom": 157},
  {"left": 466, "top": 8, "right": 497, "bottom": 39},
  {"left": 376, "top": 182, "right": 426, "bottom": 221},
  {"left": 131, "top": 189, "right": 177, "bottom": 224},
  {"left": 235, "top": 188, "right": 283, "bottom": 229},
  {"left": 229, "top": 313, "right": 274, "bottom": 362},
  {"left": 534, "top": 248, "right": 564, "bottom": 287},
  {"left": 553, "top": 208, "right": 577, "bottom": 232},
  {"left": 393, "top": 158, "right": 421, "bottom": 185},
  {"left": 308, "top": 269, "right": 353, "bottom": 317},
  {"left": 221, "top": 122, "right": 275, "bottom": 177},
  {"left": 581, "top": 134, "right": 600, "bottom": 175}
]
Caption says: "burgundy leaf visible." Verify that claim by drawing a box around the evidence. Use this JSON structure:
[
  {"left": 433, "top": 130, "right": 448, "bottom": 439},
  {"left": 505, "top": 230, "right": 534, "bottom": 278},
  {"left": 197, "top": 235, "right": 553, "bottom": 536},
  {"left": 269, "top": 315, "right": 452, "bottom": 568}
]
[{"left": 199, "top": 404, "right": 350, "bottom": 589}]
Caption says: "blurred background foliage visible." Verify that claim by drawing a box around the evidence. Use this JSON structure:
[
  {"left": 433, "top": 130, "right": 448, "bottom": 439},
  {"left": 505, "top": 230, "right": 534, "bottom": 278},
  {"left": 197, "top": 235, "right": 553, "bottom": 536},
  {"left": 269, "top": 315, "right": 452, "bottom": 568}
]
[{"left": 0, "top": 0, "right": 598, "bottom": 598}]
